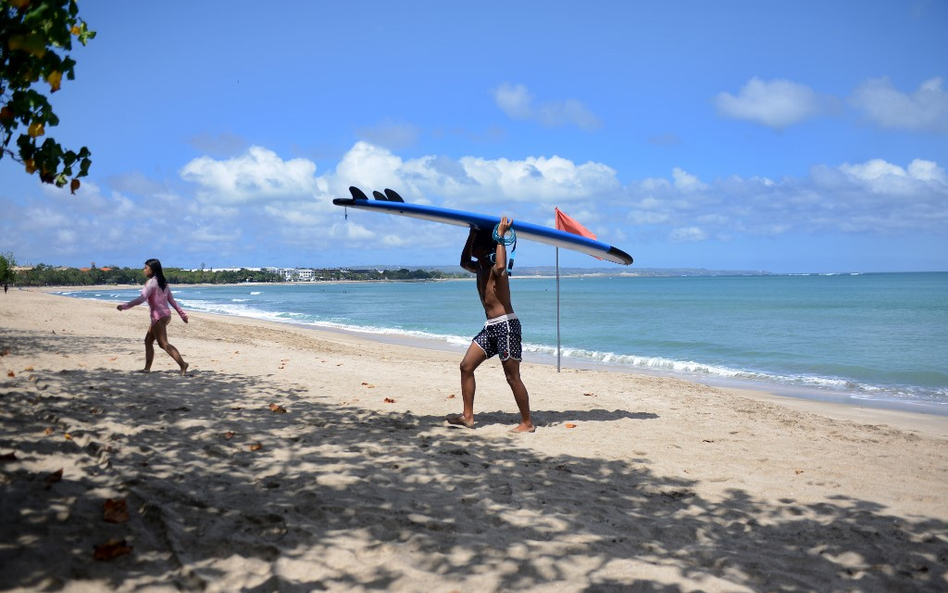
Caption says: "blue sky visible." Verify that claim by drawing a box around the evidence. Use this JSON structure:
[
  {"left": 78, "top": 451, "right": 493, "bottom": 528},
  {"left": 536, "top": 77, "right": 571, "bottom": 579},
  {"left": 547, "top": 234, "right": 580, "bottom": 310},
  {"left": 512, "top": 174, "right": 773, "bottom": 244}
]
[{"left": 2, "top": 0, "right": 946, "bottom": 273}]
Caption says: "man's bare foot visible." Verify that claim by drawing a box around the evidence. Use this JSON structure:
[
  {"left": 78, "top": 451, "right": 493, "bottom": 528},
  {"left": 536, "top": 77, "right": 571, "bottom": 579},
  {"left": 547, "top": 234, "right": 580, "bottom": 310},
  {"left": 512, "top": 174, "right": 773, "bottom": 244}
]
[
  {"left": 137, "top": 368, "right": 151, "bottom": 373},
  {"left": 445, "top": 413, "right": 475, "bottom": 428},
  {"left": 179, "top": 362, "right": 190, "bottom": 376},
  {"left": 511, "top": 422, "right": 535, "bottom": 433}
]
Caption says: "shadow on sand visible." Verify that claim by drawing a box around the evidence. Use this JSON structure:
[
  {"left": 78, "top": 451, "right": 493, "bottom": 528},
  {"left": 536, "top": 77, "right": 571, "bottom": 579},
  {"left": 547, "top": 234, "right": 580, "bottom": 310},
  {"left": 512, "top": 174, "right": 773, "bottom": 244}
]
[{"left": 1, "top": 327, "right": 946, "bottom": 592}]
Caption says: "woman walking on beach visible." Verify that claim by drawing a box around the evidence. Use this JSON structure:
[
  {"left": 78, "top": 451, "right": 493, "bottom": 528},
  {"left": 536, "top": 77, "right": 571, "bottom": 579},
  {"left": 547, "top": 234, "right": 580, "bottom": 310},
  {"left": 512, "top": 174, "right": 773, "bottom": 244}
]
[{"left": 117, "top": 258, "right": 190, "bottom": 375}]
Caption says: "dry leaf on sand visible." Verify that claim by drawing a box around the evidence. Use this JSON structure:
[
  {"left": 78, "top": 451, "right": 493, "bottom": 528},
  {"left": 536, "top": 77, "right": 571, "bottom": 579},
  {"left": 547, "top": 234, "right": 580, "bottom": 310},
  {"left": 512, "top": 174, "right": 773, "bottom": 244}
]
[
  {"left": 103, "top": 498, "right": 130, "bottom": 524},
  {"left": 94, "top": 539, "right": 133, "bottom": 561}
]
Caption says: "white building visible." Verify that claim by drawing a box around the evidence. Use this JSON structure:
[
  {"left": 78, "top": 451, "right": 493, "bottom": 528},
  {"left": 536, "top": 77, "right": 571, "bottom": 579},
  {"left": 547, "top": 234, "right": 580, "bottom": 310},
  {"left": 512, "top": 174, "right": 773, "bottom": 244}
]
[{"left": 270, "top": 267, "right": 315, "bottom": 282}]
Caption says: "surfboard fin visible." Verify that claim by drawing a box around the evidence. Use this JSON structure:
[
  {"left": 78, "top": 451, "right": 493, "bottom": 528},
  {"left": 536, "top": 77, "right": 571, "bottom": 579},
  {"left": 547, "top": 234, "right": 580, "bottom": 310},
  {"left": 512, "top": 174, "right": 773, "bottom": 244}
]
[
  {"left": 383, "top": 188, "right": 405, "bottom": 202},
  {"left": 372, "top": 191, "right": 388, "bottom": 201},
  {"left": 349, "top": 186, "right": 369, "bottom": 200}
]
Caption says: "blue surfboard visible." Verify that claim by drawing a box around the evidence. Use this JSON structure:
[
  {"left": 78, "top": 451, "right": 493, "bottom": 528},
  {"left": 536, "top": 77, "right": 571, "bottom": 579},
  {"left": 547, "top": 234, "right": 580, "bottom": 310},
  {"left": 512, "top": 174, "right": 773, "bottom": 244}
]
[{"left": 333, "top": 187, "right": 633, "bottom": 265}]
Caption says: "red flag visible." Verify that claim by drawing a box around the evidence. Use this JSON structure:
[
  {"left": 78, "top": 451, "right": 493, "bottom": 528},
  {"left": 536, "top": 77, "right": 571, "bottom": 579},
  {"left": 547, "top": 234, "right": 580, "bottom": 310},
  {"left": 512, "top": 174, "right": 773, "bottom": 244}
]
[{"left": 555, "top": 208, "right": 597, "bottom": 240}]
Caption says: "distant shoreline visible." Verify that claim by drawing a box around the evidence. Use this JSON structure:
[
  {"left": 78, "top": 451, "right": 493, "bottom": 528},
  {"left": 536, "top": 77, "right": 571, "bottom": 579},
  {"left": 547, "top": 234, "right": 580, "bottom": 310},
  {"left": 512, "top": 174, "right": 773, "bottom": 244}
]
[{"left": 24, "top": 269, "right": 948, "bottom": 292}]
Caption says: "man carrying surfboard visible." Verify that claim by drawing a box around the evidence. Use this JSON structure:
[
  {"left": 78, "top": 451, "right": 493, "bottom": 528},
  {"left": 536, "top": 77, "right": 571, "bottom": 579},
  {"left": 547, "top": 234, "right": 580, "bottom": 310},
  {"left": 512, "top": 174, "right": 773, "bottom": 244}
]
[{"left": 448, "top": 217, "right": 535, "bottom": 433}]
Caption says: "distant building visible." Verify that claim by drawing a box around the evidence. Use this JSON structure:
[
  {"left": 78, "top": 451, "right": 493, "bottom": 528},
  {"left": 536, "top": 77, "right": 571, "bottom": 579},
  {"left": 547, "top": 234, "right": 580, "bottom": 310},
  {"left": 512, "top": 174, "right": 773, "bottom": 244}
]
[
  {"left": 186, "top": 267, "right": 263, "bottom": 273},
  {"left": 268, "top": 267, "right": 315, "bottom": 282}
]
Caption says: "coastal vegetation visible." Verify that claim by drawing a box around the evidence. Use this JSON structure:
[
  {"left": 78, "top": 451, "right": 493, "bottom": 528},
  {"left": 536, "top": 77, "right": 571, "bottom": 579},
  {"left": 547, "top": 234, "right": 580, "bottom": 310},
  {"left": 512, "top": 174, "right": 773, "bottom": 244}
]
[
  {"left": 7, "top": 263, "right": 464, "bottom": 286},
  {"left": 0, "top": 252, "right": 15, "bottom": 286}
]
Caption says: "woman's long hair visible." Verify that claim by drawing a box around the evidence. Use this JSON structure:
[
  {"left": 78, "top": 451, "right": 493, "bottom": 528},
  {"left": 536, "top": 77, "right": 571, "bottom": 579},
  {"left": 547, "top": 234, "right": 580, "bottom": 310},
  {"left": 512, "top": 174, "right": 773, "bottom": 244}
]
[{"left": 145, "top": 258, "right": 168, "bottom": 290}]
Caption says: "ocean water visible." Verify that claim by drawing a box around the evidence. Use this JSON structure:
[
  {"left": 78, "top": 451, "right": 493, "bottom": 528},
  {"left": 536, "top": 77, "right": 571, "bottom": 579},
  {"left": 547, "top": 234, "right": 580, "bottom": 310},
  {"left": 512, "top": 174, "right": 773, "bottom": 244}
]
[{"left": 60, "top": 272, "right": 948, "bottom": 414}]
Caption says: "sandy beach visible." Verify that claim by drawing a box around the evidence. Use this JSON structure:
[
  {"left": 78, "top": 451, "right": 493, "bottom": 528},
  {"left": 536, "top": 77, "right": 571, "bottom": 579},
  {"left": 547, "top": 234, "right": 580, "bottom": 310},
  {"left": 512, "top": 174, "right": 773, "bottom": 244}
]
[{"left": 1, "top": 288, "right": 946, "bottom": 593}]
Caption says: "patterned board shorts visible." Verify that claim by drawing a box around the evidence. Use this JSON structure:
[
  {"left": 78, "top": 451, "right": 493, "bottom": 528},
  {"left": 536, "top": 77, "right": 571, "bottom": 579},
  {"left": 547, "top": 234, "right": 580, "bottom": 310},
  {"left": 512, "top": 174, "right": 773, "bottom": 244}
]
[{"left": 472, "top": 313, "right": 522, "bottom": 362}]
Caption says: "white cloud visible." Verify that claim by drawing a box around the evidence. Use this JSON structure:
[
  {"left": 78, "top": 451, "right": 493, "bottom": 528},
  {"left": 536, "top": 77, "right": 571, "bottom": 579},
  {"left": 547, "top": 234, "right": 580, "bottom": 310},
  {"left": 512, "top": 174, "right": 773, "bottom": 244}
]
[
  {"left": 380, "top": 233, "right": 415, "bottom": 248},
  {"left": 670, "top": 227, "right": 706, "bottom": 242},
  {"left": 23, "top": 206, "right": 72, "bottom": 231},
  {"left": 171, "top": 142, "right": 622, "bottom": 256},
  {"left": 4, "top": 141, "right": 945, "bottom": 267},
  {"left": 838, "top": 158, "right": 947, "bottom": 197},
  {"left": 191, "top": 226, "right": 241, "bottom": 244},
  {"left": 313, "top": 142, "right": 621, "bottom": 210},
  {"left": 715, "top": 77, "right": 837, "bottom": 129},
  {"left": 672, "top": 167, "right": 707, "bottom": 192},
  {"left": 908, "top": 158, "right": 947, "bottom": 181},
  {"left": 180, "top": 146, "right": 320, "bottom": 204},
  {"left": 494, "top": 83, "right": 534, "bottom": 119},
  {"left": 493, "top": 83, "right": 601, "bottom": 130},
  {"left": 850, "top": 77, "right": 948, "bottom": 133},
  {"left": 355, "top": 120, "right": 420, "bottom": 150},
  {"left": 334, "top": 141, "right": 406, "bottom": 192},
  {"left": 57, "top": 229, "right": 79, "bottom": 246},
  {"left": 457, "top": 155, "right": 619, "bottom": 205},
  {"left": 625, "top": 158, "right": 948, "bottom": 237},
  {"left": 628, "top": 210, "right": 670, "bottom": 225},
  {"left": 328, "top": 221, "right": 374, "bottom": 241},
  {"left": 537, "top": 99, "right": 601, "bottom": 130},
  {"left": 11, "top": 190, "right": 161, "bottom": 262},
  {"left": 838, "top": 158, "right": 908, "bottom": 181}
]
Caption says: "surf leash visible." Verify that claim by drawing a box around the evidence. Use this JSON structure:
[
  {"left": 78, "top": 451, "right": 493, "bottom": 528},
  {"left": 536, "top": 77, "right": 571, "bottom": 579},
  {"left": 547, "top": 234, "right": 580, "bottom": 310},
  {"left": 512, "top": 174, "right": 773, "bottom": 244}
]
[{"left": 492, "top": 224, "right": 517, "bottom": 273}]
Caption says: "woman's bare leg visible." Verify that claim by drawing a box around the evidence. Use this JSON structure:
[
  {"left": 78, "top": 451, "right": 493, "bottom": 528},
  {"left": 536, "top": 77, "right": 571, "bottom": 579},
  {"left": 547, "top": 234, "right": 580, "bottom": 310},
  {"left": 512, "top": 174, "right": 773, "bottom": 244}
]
[
  {"left": 151, "top": 317, "right": 189, "bottom": 375},
  {"left": 144, "top": 327, "right": 156, "bottom": 372}
]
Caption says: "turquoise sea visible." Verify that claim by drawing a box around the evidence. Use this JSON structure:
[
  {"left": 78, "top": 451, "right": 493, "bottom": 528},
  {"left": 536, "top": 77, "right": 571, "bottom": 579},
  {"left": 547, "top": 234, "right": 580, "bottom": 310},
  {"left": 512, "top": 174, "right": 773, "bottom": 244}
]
[{"left": 60, "top": 272, "right": 948, "bottom": 414}]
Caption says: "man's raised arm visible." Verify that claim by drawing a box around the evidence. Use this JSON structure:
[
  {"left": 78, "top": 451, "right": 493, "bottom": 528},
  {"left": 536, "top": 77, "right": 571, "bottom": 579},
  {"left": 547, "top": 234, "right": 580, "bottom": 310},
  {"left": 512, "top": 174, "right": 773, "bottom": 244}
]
[{"left": 460, "top": 227, "right": 478, "bottom": 273}]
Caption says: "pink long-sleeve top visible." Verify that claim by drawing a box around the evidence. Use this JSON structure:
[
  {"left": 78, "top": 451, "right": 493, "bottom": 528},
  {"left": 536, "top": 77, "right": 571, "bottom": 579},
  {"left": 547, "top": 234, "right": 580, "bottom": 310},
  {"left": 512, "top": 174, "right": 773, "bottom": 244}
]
[{"left": 119, "top": 277, "right": 188, "bottom": 325}]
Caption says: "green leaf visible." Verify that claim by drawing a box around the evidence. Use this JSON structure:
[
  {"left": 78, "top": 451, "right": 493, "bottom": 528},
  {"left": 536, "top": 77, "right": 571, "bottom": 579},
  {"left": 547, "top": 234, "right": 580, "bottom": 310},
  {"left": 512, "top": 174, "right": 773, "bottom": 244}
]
[
  {"left": 7, "top": 33, "right": 47, "bottom": 58},
  {"left": 2, "top": 0, "right": 95, "bottom": 186}
]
